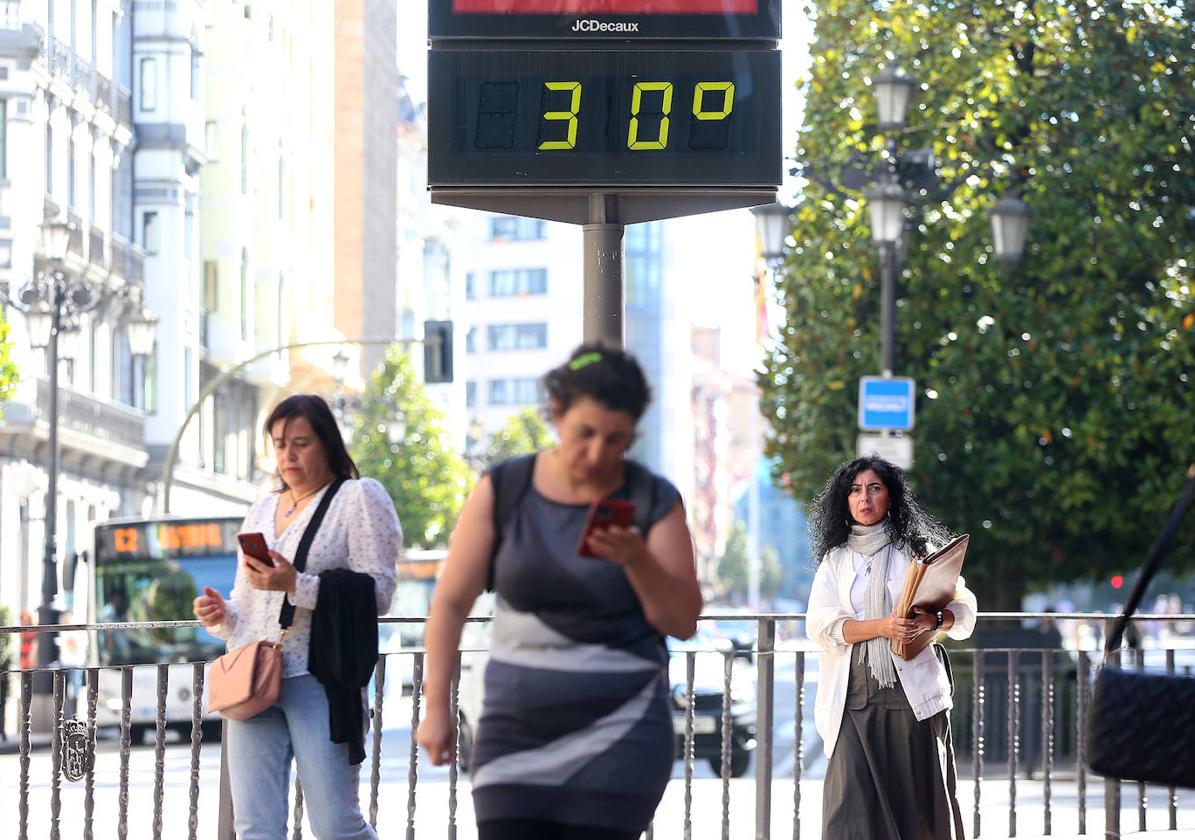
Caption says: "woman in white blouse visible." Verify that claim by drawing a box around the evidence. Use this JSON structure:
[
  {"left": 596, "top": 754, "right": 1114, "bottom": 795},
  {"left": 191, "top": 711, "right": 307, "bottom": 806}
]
[
  {"left": 806, "top": 455, "right": 976, "bottom": 840},
  {"left": 193, "top": 394, "right": 401, "bottom": 840}
]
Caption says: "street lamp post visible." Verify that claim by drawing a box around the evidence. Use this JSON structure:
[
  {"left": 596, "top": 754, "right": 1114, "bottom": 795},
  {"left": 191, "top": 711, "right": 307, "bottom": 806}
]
[
  {"left": 746, "top": 202, "right": 791, "bottom": 610},
  {"left": 5, "top": 220, "right": 157, "bottom": 690}
]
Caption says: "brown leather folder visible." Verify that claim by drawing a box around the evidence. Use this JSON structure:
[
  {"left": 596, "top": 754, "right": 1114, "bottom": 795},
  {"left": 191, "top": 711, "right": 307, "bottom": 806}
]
[{"left": 890, "top": 534, "right": 969, "bottom": 660}]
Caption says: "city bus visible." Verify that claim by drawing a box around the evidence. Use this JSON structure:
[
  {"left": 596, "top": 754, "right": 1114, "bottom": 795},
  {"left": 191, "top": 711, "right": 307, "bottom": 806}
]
[
  {"left": 84, "top": 519, "right": 448, "bottom": 737},
  {"left": 87, "top": 516, "right": 242, "bottom": 741}
]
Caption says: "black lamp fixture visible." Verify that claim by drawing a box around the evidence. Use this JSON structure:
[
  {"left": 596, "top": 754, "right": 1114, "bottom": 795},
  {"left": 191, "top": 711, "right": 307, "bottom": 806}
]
[{"left": 750, "top": 202, "right": 791, "bottom": 267}]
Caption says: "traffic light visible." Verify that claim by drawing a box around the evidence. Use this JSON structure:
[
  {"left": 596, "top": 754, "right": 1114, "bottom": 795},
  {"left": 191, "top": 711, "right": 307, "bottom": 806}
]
[{"left": 423, "top": 320, "right": 454, "bottom": 384}]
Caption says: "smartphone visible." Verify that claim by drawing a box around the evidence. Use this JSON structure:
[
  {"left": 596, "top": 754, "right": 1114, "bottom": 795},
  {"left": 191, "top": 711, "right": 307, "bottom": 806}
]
[
  {"left": 577, "top": 498, "right": 636, "bottom": 557},
  {"left": 237, "top": 532, "right": 274, "bottom": 566}
]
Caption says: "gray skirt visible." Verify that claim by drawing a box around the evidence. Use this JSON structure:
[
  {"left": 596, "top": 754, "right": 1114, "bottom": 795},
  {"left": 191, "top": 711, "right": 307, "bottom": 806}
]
[{"left": 822, "top": 648, "right": 966, "bottom": 840}]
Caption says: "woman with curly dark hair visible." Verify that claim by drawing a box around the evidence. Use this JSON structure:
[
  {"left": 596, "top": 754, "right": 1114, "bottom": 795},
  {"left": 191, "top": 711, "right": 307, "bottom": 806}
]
[{"left": 806, "top": 455, "right": 976, "bottom": 839}]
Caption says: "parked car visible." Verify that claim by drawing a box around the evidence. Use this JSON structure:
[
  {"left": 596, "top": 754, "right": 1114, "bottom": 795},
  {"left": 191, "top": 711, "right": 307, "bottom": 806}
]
[
  {"left": 666, "top": 632, "right": 757, "bottom": 777},
  {"left": 456, "top": 629, "right": 757, "bottom": 778}
]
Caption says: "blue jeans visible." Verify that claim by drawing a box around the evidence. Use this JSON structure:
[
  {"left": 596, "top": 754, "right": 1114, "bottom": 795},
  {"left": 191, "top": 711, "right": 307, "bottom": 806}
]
[{"left": 226, "top": 674, "right": 376, "bottom": 840}]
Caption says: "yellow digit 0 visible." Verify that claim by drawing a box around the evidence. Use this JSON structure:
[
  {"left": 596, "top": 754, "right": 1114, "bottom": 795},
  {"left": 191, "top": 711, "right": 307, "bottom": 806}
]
[
  {"left": 692, "top": 81, "right": 735, "bottom": 120},
  {"left": 627, "top": 82, "right": 673, "bottom": 151},
  {"left": 538, "top": 81, "right": 582, "bottom": 151}
]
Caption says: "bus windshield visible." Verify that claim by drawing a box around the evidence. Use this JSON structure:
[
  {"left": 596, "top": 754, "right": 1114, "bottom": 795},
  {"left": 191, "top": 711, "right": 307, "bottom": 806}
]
[{"left": 94, "top": 518, "right": 242, "bottom": 666}]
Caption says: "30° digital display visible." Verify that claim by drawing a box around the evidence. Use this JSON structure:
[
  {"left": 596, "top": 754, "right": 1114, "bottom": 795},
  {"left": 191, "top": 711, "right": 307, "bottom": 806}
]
[
  {"left": 429, "top": 0, "right": 780, "bottom": 40},
  {"left": 428, "top": 49, "right": 781, "bottom": 188}
]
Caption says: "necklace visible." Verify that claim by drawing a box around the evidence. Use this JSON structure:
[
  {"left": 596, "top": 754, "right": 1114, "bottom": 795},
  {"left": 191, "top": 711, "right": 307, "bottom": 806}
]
[{"left": 283, "top": 483, "right": 326, "bottom": 518}]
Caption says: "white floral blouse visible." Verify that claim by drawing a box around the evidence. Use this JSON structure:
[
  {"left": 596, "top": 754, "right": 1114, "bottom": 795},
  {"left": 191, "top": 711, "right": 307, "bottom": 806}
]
[{"left": 207, "top": 477, "right": 402, "bottom": 677}]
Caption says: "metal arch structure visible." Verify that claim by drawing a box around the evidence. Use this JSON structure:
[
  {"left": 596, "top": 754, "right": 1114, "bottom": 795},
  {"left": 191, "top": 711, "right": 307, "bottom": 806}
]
[{"left": 156, "top": 337, "right": 415, "bottom": 515}]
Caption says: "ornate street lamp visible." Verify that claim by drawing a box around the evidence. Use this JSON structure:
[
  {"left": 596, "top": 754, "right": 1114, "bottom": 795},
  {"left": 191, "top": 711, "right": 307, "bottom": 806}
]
[
  {"left": 750, "top": 202, "right": 790, "bottom": 268},
  {"left": 990, "top": 192, "right": 1032, "bottom": 264},
  {"left": 871, "top": 66, "right": 916, "bottom": 132},
  {"left": 864, "top": 181, "right": 907, "bottom": 246},
  {"left": 24, "top": 304, "right": 54, "bottom": 351},
  {"left": 126, "top": 307, "right": 159, "bottom": 359}
]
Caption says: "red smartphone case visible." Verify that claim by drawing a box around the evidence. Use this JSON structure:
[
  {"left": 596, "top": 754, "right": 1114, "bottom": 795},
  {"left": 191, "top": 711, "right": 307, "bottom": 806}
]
[
  {"left": 577, "top": 499, "right": 636, "bottom": 557},
  {"left": 237, "top": 532, "right": 273, "bottom": 565}
]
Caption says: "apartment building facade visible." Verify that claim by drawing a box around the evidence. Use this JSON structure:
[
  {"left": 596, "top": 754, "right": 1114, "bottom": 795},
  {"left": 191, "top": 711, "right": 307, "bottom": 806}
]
[
  {"left": 460, "top": 214, "right": 582, "bottom": 458},
  {"left": 0, "top": 0, "right": 148, "bottom": 613}
]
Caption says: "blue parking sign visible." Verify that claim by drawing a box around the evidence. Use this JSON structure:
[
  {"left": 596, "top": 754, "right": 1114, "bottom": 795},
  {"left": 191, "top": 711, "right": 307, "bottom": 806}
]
[{"left": 858, "top": 377, "right": 916, "bottom": 431}]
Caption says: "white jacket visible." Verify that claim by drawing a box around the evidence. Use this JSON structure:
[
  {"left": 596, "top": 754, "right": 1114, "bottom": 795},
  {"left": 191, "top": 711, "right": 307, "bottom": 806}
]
[{"left": 806, "top": 544, "right": 977, "bottom": 759}]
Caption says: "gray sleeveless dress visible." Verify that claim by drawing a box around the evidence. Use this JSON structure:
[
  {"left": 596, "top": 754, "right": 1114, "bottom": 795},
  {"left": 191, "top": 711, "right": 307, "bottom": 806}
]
[{"left": 470, "top": 467, "right": 681, "bottom": 833}]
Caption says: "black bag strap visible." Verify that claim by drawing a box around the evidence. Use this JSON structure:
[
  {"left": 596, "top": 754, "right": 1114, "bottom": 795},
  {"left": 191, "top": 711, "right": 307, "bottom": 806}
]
[
  {"left": 485, "top": 455, "right": 657, "bottom": 592},
  {"left": 279, "top": 478, "right": 345, "bottom": 630},
  {"left": 1104, "top": 464, "right": 1195, "bottom": 655},
  {"left": 486, "top": 454, "right": 537, "bottom": 592}
]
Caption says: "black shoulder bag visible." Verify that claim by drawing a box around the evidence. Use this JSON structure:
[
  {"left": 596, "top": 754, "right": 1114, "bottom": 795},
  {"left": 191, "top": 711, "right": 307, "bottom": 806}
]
[{"left": 1085, "top": 464, "right": 1195, "bottom": 788}]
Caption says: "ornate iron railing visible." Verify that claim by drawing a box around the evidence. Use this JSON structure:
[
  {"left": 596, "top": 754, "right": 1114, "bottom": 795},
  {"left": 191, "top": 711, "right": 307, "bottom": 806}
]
[{"left": 1, "top": 613, "right": 1192, "bottom": 839}]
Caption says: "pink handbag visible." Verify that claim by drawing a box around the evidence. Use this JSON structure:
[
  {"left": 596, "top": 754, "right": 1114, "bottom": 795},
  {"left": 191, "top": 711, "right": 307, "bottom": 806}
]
[
  {"left": 208, "top": 640, "right": 283, "bottom": 720},
  {"left": 206, "top": 479, "right": 344, "bottom": 720}
]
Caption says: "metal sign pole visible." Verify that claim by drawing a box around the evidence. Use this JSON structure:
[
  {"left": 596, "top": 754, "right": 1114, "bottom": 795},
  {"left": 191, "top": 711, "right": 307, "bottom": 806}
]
[{"left": 583, "top": 193, "right": 625, "bottom": 348}]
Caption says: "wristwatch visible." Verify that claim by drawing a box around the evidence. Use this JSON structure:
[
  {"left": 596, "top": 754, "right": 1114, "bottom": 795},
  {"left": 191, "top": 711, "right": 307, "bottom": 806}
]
[{"left": 934, "top": 608, "right": 945, "bottom": 630}]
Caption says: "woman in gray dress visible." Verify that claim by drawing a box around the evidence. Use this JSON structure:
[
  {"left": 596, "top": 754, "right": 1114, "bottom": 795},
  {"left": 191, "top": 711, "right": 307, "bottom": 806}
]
[
  {"left": 806, "top": 455, "right": 977, "bottom": 839},
  {"left": 417, "top": 344, "right": 702, "bottom": 840}
]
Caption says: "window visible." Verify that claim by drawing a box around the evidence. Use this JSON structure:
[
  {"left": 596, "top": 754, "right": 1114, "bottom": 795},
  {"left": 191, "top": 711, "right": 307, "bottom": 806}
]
[
  {"left": 190, "top": 43, "right": 200, "bottom": 101},
  {"left": 141, "top": 211, "right": 159, "bottom": 254},
  {"left": 139, "top": 58, "right": 156, "bottom": 111},
  {"left": 0, "top": 101, "right": 7, "bottom": 180},
  {"left": 239, "top": 248, "right": 249, "bottom": 339},
  {"left": 67, "top": 135, "right": 76, "bottom": 209},
  {"left": 490, "top": 216, "right": 546, "bottom": 241},
  {"left": 45, "top": 124, "right": 52, "bottom": 194},
  {"left": 184, "top": 207, "right": 193, "bottom": 258},
  {"left": 465, "top": 272, "right": 475, "bottom": 300},
  {"left": 88, "top": 149, "right": 96, "bottom": 219},
  {"left": 277, "top": 156, "right": 285, "bottom": 219},
  {"left": 466, "top": 380, "right": 477, "bottom": 408},
  {"left": 487, "top": 323, "right": 547, "bottom": 351},
  {"left": 465, "top": 327, "right": 477, "bottom": 354},
  {"left": 276, "top": 273, "right": 285, "bottom": 346},
  {"left": 201, "top": 261, "right": 217, "bottom": 346},
  {"left": 240, "top": 123, "right": 249, "bottom": 194},
  {"left": 488, "top": 268, "right": 547, "bottom": 297},
  {"left": 139, "top": 342, "right": 158, "bottom": 413},
  {"left": 205, "top": 121, "right": 219, "bottom": 160},
  {"left": 488, "top": 378, "right": 543, "bottom": 406}
]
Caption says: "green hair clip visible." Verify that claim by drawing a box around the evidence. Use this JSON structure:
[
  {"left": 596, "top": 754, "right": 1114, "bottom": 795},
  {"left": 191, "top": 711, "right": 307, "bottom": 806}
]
[{"left": 568, "top": 352, "right": 603, "bottom": 371}]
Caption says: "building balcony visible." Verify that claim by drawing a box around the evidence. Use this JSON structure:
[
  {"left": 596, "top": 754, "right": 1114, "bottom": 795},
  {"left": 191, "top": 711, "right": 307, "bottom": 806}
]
[
  {"left": 109, "top": 234, "right": 145, "bottom": 285},
  {"left": 66, "top": 212, "right": 84, "bottom": 257},
  {"left": 37, "top": 35, "right": 131, "bottom": 130},
  {"left": 89, "top": 225, "right": 106, "bottom": 269},
  {"left": 36, "top": 377, "right": 145, "bottom": 450}
]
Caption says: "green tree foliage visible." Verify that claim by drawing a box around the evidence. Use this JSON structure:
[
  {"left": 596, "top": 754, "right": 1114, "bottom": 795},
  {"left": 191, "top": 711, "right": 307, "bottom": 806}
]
[
  {"left": 762, "top": 2, "right": 1195, "bottom": 607},
  {"left": 760, "top": 545, "right": 783, "bottom": 601},
  {"left": 0, "top": 604, "right": 13, "bottom": 670},
  {"left": 716, "top": 522, "right": 750, "bottom": 601},
  {"left": 350, "top": 347, "right": 470, "bottom": 548},
  {"left": 0, "top": 312, "right": 21, "bottom": 418},
  {"left": 484, "top": 408, "right": 554, "bottom": 468}
]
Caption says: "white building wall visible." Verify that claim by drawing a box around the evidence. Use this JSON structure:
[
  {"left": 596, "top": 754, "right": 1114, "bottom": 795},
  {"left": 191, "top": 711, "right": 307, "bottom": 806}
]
[{"left": 460, "top": 213, "right": 582, "bottom": 453}]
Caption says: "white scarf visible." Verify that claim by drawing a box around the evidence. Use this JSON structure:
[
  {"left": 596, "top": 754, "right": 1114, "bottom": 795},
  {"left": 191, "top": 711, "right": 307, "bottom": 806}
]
[{"left": 847, "top": 522, "right": 898, "bottom": 689}]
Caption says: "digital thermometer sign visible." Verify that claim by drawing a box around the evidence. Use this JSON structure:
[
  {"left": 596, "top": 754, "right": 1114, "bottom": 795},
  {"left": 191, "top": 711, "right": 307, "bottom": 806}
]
[
  {"left": 427, "top": 49, "right": 781, "bottom": 188},
  {"left": 429, "top": 0, "right": 780, "bottom": 40}
]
